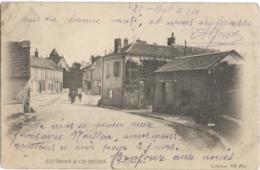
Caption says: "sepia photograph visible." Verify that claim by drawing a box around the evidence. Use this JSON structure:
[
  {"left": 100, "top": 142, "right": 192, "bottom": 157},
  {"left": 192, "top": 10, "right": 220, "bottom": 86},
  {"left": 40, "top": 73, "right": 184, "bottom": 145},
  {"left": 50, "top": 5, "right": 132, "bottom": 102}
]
[{"left": 1, "top": 2, "right": 259, "bottom": 169}]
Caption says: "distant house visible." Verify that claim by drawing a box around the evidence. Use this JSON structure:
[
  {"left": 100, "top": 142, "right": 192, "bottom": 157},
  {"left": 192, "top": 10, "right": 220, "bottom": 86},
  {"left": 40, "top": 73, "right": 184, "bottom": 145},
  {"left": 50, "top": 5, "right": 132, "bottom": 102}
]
[
  {"left": 82, "top": 58, "right": 102, "bottom": 94},
  {"left": 5, "top": 40, "right": 31, "bottom": 112},
  {"left": 47, "top": 48, "right": 70, "bottom": 88},
  {"left": 82, "top": 65, "right": 92, "bottom": 92},
  {"left": 153, "top": 50, "right": 243, "bottom": 119},
  {"left": 30, "top": 49, "right": 63, "bottom": 94},
  {"left": 101, "top": 34, "right": 216, "bottom": 108}
]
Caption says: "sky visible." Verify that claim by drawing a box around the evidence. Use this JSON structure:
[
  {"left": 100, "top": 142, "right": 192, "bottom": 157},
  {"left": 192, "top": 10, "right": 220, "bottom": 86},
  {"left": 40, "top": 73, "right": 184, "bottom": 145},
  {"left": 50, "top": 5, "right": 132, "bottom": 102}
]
[{"left": 2, "top": 3, "right": 259, "bottom": 66}]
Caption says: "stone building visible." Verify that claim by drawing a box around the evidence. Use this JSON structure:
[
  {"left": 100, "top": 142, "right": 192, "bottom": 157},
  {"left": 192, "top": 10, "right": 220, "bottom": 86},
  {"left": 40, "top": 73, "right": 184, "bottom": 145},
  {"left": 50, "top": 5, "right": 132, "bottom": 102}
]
[
  {"left": 101, "top": 34, "right": 215, "bottom": 108},
  {"left": 153, "top": 50, "right": 243, "bottom": 120},
  {"left": 30, "top": 49, "right": 63, "bottom": 94},
  {"left": 4, "top": 40, "right": 31, "bottom": 112},
  {"left": 47, "top": 48, "right": 70, "bottom": 88},
  {"left": 82, "top": 58, "right": 102, "bottom": 94}
]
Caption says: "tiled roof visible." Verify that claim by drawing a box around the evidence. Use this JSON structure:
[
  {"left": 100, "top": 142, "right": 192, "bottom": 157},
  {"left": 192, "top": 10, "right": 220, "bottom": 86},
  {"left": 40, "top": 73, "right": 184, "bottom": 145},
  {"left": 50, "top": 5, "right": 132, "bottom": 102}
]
[
  {"left": 106, "top": 42, "right": 216, "bottom": 59},
  {"left": 155, "top": 50, "right": 240, "bottom": 72},
  {"left": 31, "top": 56, "right": 62, "bottom": 70},
  {"left": 81, "top": 59, "right": 102, "bottom": 71},
  {"left": 81, "top": 64, "right": 92, "bottom": 71}
]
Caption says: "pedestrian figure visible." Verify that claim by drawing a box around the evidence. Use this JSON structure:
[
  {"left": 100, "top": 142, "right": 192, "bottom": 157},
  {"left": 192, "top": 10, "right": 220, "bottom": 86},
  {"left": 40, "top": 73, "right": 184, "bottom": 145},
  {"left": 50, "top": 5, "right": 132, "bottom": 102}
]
[
  {"left": 71, "top": 90, "right": 76, "bottom": 104},
  {"left": 68, "top": 90, "right": 72, "bottom": 101},
  {"left": 78, "top": 92, "right": 82, "bottom": 102},
  {"left": 138, "top": 81, "right": 144, "bottom": 109}
]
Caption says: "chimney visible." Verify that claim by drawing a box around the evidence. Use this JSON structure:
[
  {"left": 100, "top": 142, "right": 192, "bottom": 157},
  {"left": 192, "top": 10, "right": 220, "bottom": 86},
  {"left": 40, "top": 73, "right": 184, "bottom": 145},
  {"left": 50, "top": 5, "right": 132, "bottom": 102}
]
[
  {"left": 167, "top": 37, "right": 172, "bottom": 46},
  {"left": 114, "top": 38, "right": 122, "bottom": 53},
  {"left": 34, "top": 48, "right": 39, "bottom": 57},
  {"left": 123, "top": 38, "right": 129, "bottom": 47},
  {"left": 184, "top": 40, "right": 187, "bottom": 55},
  {"left": 167, "top": 32, "right": 176, "bottom": 46},
  {"left": 171, "top": 32, "right": 175, "bottom": 44}
]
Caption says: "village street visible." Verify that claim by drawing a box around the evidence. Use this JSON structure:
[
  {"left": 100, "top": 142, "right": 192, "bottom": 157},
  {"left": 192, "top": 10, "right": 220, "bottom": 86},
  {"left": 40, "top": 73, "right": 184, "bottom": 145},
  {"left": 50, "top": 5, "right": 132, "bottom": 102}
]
[
  {"left": 2, "top": 3, "right": 257, "bottom": 169},
  {"left": 3, "top": 92, "right": 229, "bottom": 168}
]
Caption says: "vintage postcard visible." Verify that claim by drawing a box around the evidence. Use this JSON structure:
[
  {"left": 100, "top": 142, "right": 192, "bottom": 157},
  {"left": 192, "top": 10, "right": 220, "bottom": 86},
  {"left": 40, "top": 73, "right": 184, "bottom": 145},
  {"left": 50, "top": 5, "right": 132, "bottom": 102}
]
[{"left": 1, "top": 2, "right": 259, "bottom": 169}]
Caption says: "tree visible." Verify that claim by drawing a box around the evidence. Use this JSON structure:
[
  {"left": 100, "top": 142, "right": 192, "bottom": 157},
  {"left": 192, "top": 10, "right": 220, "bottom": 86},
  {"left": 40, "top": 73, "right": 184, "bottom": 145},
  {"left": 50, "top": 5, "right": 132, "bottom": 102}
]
[
  {"left": 72, "top": 62, "right": 81, "bottom": 70},
  {"left": 69, "top": 62, "right": 83, "bottom": 89}
]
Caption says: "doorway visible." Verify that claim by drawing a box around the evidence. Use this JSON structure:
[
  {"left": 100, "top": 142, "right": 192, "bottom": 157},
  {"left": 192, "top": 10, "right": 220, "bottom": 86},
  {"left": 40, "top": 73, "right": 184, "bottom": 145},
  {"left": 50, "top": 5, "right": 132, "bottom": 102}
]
[{"left": 161, "top": 82, "right": 166, "bottom": 103}]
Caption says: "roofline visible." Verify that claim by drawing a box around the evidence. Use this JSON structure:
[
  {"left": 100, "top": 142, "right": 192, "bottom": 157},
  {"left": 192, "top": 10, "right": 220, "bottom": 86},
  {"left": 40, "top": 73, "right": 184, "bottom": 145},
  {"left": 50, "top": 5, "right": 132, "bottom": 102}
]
[
  {"left": 230, "top": 50, "right": 244, "bottom": 59},
  {"left": 173, "top": 50, "right": 234, "bottom": 60},
  {"left": 104, "top": 51, "right": 179, "bottom": 59},
  {"left": 47, "top": 54, "right": 71, "bottom": 69},
  {"left": 104, "top": 42, "right": 216, "bottom": 58},
  {"left": 104, "top": 53, "right": 124, "bottom": 58},
  {"left": 155, "top": 68, "right": 208, "bottom": 73},
  {"left": 206, "top": 51, "right": 234, "bottom": 69},
  {"left": 31, "top": 65, "right": 63, "bottom": 71},
  {"left": 126, "top": 52, "right": 178, "bottom": 58},
  {"left": 155, "top": 50, "right": 242, "bottom": 73},
  {"left": 81, "top": 65, "right": 92, "bottom": 70},
  {"left": 155, "top": 61, "right": 242, "bottom": 73},
  {"left": 131, "top": 42, "right": 210, "bottom": 49},
  {"left": 125, "top": 43, "right": 134, "bottom": 53},
  {"left": 60, "top": 57, "right": 70, "bottom": 68}
]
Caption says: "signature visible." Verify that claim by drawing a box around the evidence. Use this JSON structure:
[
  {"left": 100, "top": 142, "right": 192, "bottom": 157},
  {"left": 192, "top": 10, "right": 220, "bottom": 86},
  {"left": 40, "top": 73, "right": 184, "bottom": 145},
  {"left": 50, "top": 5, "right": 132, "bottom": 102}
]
[
  {"left": 110, "top": 142, "right": 166, "bottom": 169},
  {"left": 190, "top": 25, "right": 244, "bottom": 48}
]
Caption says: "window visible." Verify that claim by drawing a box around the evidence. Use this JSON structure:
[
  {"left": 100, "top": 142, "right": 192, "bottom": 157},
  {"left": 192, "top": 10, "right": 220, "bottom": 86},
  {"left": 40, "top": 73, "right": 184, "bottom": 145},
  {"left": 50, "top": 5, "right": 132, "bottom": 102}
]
[
  {"left": 106, "top": 63, "right": 110, "bottom": 77},
  {"left": 113, "top": 61, "right": 121, "bottom": 77},
  {"left": 37, "top": 69, "right": 41, "bottom": 80},
  {"left": 41, "top": 69, "right": 45, "bottom": 80},
  {"left": 59, "top": 72, "right": 62, "bottom": 81},
  {"left": 45, "top": 70, "right": 49, "bottom": 80},
  {"left": 32, "top": 68, "right": 37, "bottom": 79},
  {"left": 43, "top": 69, "right": 46, "bottom": 80}
]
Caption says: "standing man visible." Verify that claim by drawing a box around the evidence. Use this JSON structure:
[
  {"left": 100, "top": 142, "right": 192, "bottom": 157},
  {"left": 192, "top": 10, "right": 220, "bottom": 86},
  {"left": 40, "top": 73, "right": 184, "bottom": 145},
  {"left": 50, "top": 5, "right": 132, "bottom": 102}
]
[
  {"left": 71, "top": 90, "right": 76, "bottom": 104},
  {"left": 78, "top": 91, "right": 82, "bottom": 102}
]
